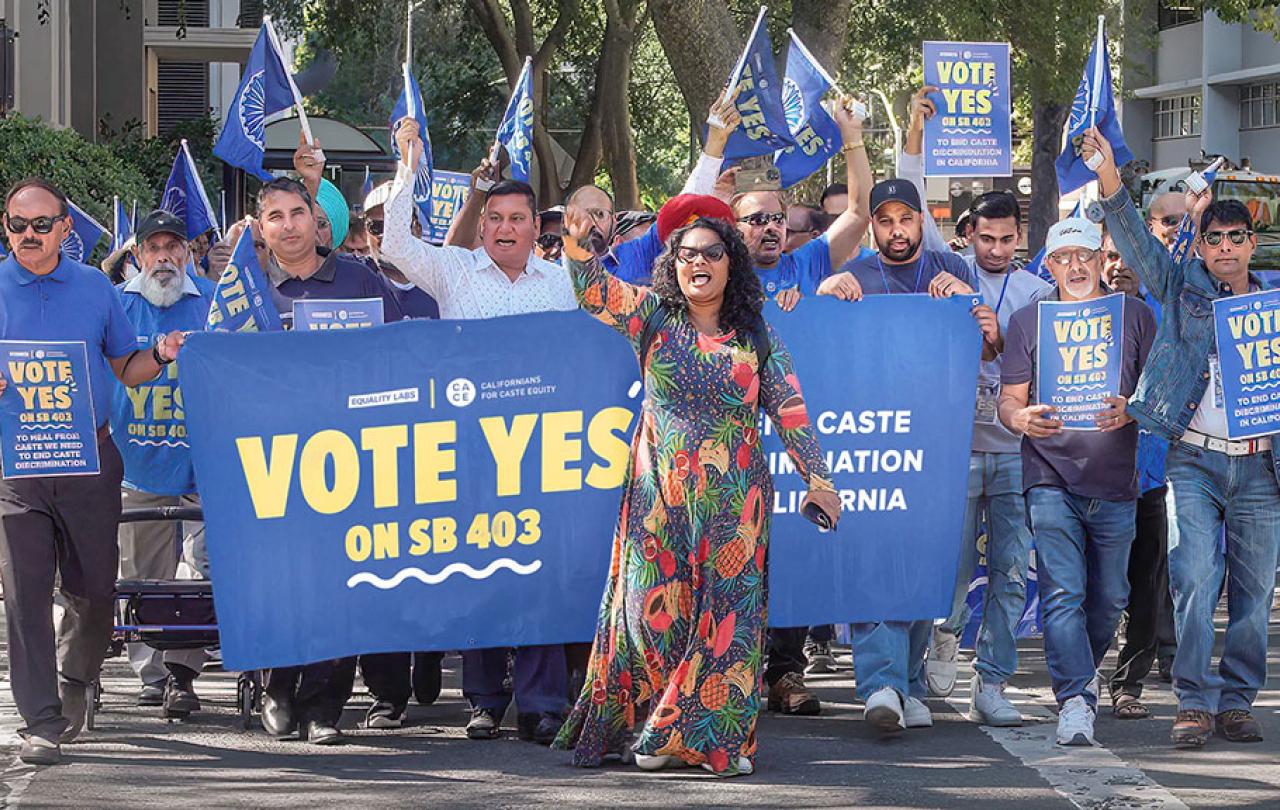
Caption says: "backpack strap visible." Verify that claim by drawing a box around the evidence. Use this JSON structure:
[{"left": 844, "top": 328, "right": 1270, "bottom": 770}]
[
  {"left": 750, "top": 316, "right": 772, "bottom": 374},
  {"left": 638, "top": 303, "right": 669, "bottom": 368}
]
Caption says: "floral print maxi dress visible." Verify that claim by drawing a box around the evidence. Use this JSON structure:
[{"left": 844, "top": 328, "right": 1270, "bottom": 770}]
[{"left": 553, "top": 255, "right": 832, "bottom": 776}]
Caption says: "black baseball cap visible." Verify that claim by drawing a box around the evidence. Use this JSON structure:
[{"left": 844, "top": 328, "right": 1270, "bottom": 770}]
[
  {"left": 135, "top": 210, "right": 186, "bottom": 243},
  {"left": 870, "top": 179, "right": 922, "bottom": 215}
]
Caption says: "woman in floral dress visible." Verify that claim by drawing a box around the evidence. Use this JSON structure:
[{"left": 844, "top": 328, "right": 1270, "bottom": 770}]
[{"left": 552, "top": 205, "right": 840, "bottom": 776}]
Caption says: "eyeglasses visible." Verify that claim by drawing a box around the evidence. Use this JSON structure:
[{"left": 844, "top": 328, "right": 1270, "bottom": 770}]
[
  {"left": 1047, "top": 248, "right": 1098, "bottom": 267},
  {"left": 1106, "top": 251, "right": 1121, "bottom": 262},
  {"left": 1201, "top": 228, "right": 1253, "bottom": 247},
  {"left": 1150, "top": 215, "right": 1181, "bottom": 228},
  {"left": 736, "top": 211, "right": 785, "bottom": 227},
  {"left": 5, "top": 214, "right": 66, "bottom": 235},
  {"left": 675, "top": 243, "right": 727, "bottom": 263},
  {"left": 536, "top": 233, "right": 564, "bottom": 250},
  {"left": 366, "top": 218, "right": 385, "bottom": 236}
]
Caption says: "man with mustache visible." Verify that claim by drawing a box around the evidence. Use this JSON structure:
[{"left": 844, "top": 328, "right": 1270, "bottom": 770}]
[
  {"left": 111, "top": 211, "right": 215, "bottom": 719},
  {"left": 0, "top": 179, "right": 187, "bottom": 765}
]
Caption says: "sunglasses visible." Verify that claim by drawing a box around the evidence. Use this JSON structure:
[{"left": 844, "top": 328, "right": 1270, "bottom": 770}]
[
  {"left": 737, "top": 211, "right": 786, "bottom": 227},
  {"left": 366, "top": 218, "right": 385, "bottom": 236},
  {"left": 536, "top": 233, "right": 564, "bottom": 250},
  {"left": 1201, "top": 228, "right": 1253, "bottom": 247},
  {"left": 1150, "top": 215, "right": 1181, "bottom": 228},
  {"left": 675, "top": 243, "right": 727, "bottom": 263},
  {"left": 1047, "top": 248, "right": 1098, "bottom": 267},
  {"left": 5, "top": 214, "right": 66, "bottom": 235}
]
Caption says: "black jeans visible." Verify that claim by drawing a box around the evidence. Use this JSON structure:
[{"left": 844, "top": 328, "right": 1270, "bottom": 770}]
[
  {"left": 765, "top": 627, "right": 807, "bottom": 686},
  {"left": 1109, "top": 485, "right": 1177, "bottom": 700}
]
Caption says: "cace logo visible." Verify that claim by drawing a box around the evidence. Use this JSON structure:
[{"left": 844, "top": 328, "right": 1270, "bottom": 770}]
[{"left": 446, "top": 378, "right": 476, "bottom": 407}]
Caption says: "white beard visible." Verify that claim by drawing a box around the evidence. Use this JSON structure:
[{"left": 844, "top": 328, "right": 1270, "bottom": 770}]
[{"left": 140, "top": 271, "right": 184, "bottom": 308}]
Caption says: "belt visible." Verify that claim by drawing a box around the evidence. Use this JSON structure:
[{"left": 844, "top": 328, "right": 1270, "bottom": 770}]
[{"left": 1179, "top": 429, "right": 1272, "bottom": 457}]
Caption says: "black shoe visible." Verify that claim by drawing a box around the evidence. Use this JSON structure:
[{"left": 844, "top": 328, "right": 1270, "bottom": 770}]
[
  {"left": 467, "top": 707, "right": 501, "bottom": 740},
  {"left": 413, "top": 652, "right": 443, "bottom": 706},
  {"left": 302, "top": 720, "right": 344, "bottom": 746},
  {"left": 534, "top": 713, "right": 564, "bottom": 745},
  {"left": 365, "top": 700, "right": 406, "bottom": 729},
  {"left": 163, "top": 676, "right": 201, "bottom": 716},
  {"left": 261, "top": 693, "right": 298, "bottom": 738},
  {"left": 138, "top": 682, "right": 166, "bottom": 707},
  {"left": 1158, "top": 656, "right": 1174, "bottom": 683}
]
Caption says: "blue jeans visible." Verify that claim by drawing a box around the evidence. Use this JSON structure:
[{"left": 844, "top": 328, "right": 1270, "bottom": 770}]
[
  {"left": 851, "top": 620, "right": 931, "bottom": 701},
  {"left": 1165, "top": 444, "right": 1280, "bottom": 713},
  {"left": 940, "top": 452, "right": 1032, "bottom": 685},
  {"left": 1027, "top": 486, "right": 1135, "bottom": 708},
  {"left": 462, "top": 645, "right": 568, "bottom": 716}
]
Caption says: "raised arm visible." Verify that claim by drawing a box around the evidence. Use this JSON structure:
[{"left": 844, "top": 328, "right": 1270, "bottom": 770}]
[
  {"left": 823, "top": 97, "right": 873, "bottom": 269},
  {"left": 382, "top": 118, "right": 463, "bottom": 301},
  {"left": 900, "top": 86, "right": 949, "bottom": 253},
  {"left": 563, "top": 205, "right": 660, "bottom": 348},
  {"left": 681, "top": 93, "right": 742, "bottom": 196},
  {"left": 444, "top": 158, "right": 497, "bottom": 250}
]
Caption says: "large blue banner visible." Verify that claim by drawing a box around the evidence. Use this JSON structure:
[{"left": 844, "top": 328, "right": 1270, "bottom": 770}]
[
  {"left": 0, "top": 340, "right": 100, "bottom": 478},
  {"left": 1036, "top": 294, "right": 1123, "bottom": 430},
  {"left": 182, "top": 299, "right": 980, "bottom": 669},
  {"left": 923, "top": 41, "right": 1011, "bottom": 177},
  {"left": 1213, "top": 288, "right": 1280, "bottom": 440}
]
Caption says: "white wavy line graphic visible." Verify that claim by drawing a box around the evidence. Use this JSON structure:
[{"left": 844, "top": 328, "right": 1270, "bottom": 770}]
[
  {"left": 21, "top": 424, "right": 73, "bottom": 430},
  {"left": 941, "top": 128, "right": 990, "bottom": 135},
  {"left": 1058, "top": 384, "right": 1106, "bottom": 392},
  {"left": 346, "top": 558, "right": 542, "bottom": 589},
  {"left": 127, "top": 438, "right": 191, "bottom": 448},
  {"left": 1240, "top": 381, "right": 1280, "bottom": 393}
]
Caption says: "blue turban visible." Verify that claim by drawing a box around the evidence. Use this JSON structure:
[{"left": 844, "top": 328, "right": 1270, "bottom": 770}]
[{"left": 316, "top": 178, "right": 350, "bottom": 250}]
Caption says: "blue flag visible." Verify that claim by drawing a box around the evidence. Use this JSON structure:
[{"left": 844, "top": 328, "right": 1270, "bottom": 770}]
[
  {"left": 63, "top": 200, "right": 108, "bottom": 264},
  {"left": 389, "top": 63, "right": 434, "bottom": 230},
  {"left": 162, "top": 141, "right": 221, "bottom": 242},
  {"left": 1056, "top": 18, "right": 1133, "bottom": 196},
  {"left": 774, "top": 30, "right": 841, "bottom": 188},
  {"left": 1170, "top": 160, "right": 1222, "bottom": 265},
  {"left": 205, "top": 228, "right": 282, "bottom": 333},
  {"left": 494, "top": 57, "right": 534, "bottom": 183},
  {"left": 112, "top": 197, "right": 133, "bottom": 253},
  {"left": 212, "top": 22, "right": 296, "bottom": 181},
  {"left": 722, "top": 8, "right": 796, "bottom": 161}
]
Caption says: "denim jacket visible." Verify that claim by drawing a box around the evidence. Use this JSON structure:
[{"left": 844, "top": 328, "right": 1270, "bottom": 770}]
[{"left": 1100, "top": 188, "right": 1280, "bottom": 481}]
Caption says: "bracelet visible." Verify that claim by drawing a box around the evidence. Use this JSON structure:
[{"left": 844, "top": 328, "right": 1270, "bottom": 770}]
[
  {"left": 152, "top": 343, "right": 172, "bottom": 366},
  {"left": 841, "top": 141, "right": 865, "bottom": 152}
]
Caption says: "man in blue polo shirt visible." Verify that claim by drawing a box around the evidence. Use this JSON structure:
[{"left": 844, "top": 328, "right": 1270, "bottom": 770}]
[
  {"left": 0, "top": 178, "right": 187, "bottom": 765},
  {"left": 112, "top": 210, "right": 213, "bottom": 718}
]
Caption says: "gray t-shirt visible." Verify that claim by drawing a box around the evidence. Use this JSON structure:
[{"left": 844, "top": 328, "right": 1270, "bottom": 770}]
[
  {"left": 965, "top": 258, "right": 1053, "bottom": 455},
  {"left": 1001, "top": 291, "right": 1156, "bottom": 501}
]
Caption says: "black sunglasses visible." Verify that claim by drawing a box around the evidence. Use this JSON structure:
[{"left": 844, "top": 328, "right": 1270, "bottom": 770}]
[
  {"left": 5, "top": 214, "right": 66, "bottom": 235},
  {"left": 1201, "top": 228, "right": 1253, "bottom": 247},
  {"left": 366, "top": 218, "right": 385, "bottom": 236},
  {"left": 737, "top": 211, "right": 786, "bottom": 227},
  {"left": 537, "top": 233, "right": 564, "bottom": 250},
  {"left": 1150, "top": 214, "right": 1181, "bottom": 228},
  {"left": 675, "top": 243, "right": 727, "bottom": 263}
]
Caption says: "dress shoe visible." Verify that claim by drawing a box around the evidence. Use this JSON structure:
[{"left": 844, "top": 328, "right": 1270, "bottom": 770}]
[
  {"left": 261, "top": 693, "right": 298, "bottom": 738},
  {"left": 1171, "top": 709, "right": 1214, "bottom": 748},
  {"left": 163, "top": 675, "right": 201, "bottom": 716},
  {"left": 18, "top": 736, "right": 61, "bottom": 766},
  {"left": 137, "top": 682, "right": 165, "bottom": 707},
  {"left": 1216, "top": 710, "right": 1263, "bottom": 743},
  {"left": 301, "top": 720, "right": 344, "bottom": 745},
  {"left": 412, "top": 652, "right": 443, "bottom": 705},
  {"left": 767, "top": 672, "right": 820, "bottom": 715},
  {"left": 58, "top": 683, "right": 87, "bottom": 744}
]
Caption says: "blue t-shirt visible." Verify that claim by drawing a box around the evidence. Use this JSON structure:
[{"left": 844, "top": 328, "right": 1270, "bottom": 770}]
[
  {"left": 843, "top": 248, "right": 976, "bottom": 295},
  {"left": 392, "top": 282, "right": 440, "bottom": 320},
  {"left": 604, "top": 224, "right": 664, "bottom": 285},
  {"left": 0, "top": 254, "right": 136, "bottom": 428},
  {"left": 757, "top": 234, "right": 833, "bottom": 296},
  {"left": 111, "top": 275, "right": 213, "bottom": 495}
]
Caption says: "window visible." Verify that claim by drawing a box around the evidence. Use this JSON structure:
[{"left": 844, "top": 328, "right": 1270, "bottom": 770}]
[
  {"left": 0, "top": 20, "right": 13, "bottom": 116},
  {"left": 157, "top": 0, "right": 210, "bottom": 27},
  {"left": 1241, "top": 82, "right": 1280, "bottom": 130},
  {"left": 1158, "top": 1, "right": 1202, "bottom": 30},
  {"left": 156, "top": 61, "right": 210, "bottom": 137},
  {"left": 1154, "top": 94, "right": 1201, "bottom": 139}
]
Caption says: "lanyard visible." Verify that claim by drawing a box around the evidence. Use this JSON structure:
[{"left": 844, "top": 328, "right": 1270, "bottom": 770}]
[
  {"left": 993, "top": 270, "right": 1012, "bottom": 314},
  {"left": 877, "top": 256, "right": 926, "bottom": 294}
]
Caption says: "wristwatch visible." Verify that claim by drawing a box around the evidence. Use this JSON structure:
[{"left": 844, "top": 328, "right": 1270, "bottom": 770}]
[{"left": 152, "top": 333, "right": 173, "bottom": 365}]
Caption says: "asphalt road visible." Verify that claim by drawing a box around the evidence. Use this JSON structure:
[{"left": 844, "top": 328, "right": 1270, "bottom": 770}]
[{"left": 0, "top": 607, "right": 1276, "bottom": 808}]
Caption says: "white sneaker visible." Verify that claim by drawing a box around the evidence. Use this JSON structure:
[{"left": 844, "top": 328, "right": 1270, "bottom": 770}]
[
  {"left": 1056, "top": 696, "right": 1096, "bottom": 746},
  {"left": 635, "top": 753, "right": 675, "bottom": 771},
  {"left": 926, "top": 628, "right": 959, "bottom": 697},
  {"left": 969, "top": 673, "right": 1022, "bottom": 727},
  {"left": 864, "top": 687, "right": 905, "bottom": 734},
  {"left": 903, "top": 696, "right": 933, "bottom": 728},
  {"left": 701, "top": 756, "right": 753, "bottom": 776}
]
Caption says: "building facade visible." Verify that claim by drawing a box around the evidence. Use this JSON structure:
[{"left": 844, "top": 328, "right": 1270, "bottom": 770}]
[{"left": 1123, "top": 2, "right": 1280, "bottom": 173}]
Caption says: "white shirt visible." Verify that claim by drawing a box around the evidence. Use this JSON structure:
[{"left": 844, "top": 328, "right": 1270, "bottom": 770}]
[
  {"left": 1186, "top": 354, "right": 1230, "bottom": 439},
  {"left": 380, "top": 164, "right": 577, "bottom": 319}
]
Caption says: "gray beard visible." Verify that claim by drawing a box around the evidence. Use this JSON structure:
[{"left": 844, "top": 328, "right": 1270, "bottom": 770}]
[{"left": 139, "top": 271, "right": 183, "bottom": 308}]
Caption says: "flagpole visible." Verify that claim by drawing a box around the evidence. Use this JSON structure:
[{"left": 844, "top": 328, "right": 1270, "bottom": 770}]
[
  {"left": 724, "top": 6, "right": 769, "bottom": 105},
  {"left": 1088, "top": 15, "right": 1105, "bottom": 131},
  {"left": 112, "top": 195, "right": 120, "bottom": 250},
  {"left": 406, "top": 0, "right": 414, "bottom": 66},
  {"left": 220, "top": 190, "right": 227, "bottom": 233},
  {"left": 263, "top": 15, "right": 323, "bottom": 160}
]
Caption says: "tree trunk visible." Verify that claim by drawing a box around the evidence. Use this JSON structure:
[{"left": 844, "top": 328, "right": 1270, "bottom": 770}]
[
  {"left": 648, "top": 0, "right": 742, "bottom": 145},
  {"left": 1028, "top": 97, "right": 1068, "bottom": 254},
  {"left": 790, "top": 0, "right": 851, "bottom": 76},
  {"left": 594, "top": 0, "right": 645, "bottom": 207}
]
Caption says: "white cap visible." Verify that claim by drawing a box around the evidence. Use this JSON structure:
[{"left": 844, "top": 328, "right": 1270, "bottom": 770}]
[
  {"left": 1044, "top": 217, "right": 1103, "bottom": 255},
  {"left": 363, "top": 181, "right": 393, "bottom": 213}
]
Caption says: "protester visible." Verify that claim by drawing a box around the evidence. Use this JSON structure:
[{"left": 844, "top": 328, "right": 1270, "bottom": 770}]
[
  {"left": 315, "top": 179, "right": 351, "bottom": 251},
  {"left": 0, "top": 178, "right": 186, "bottom": 765},
  {"left": 382, "top": 118, "right": 575, "bottom": 744},
  {"left": 552, "top": 199, "right": 840, "bottom": 776},
  {"left": 819, "top": 183, "right": 848, "bottom": 216},
  {"left": 784, "top": 205, "right": 823, "bottom": 253},
  {"left": 613, "top": 211, "right": 656, "bottom": 245},
  {"left": 1147, "top": 192, "right": 1188, "bottom": 249},
  {"left": 537, "top": 206, "right": 564, "bottom": 262},
  {"left": 112, "top": 210, "right": 214, "bottom": 717},
  {"left": 362, "top": 182, "right": 440, "bottom": 320},
  {"left": 343, "top": 216, "right": 371, "bottom": 257},
  {"left": 1085, "top": 127, "right": 1280, "bottom": 748},
  {"left": 998, "top": 216, "right": 1156, "bottom": 746}
]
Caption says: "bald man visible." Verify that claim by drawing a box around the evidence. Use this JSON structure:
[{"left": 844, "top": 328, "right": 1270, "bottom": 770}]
[{"left": 1147, "top": 192, "right": 1188, "bottom": 248}]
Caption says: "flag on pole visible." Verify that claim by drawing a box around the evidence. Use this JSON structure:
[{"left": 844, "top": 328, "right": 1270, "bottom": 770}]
[
  {"left": 206, "top": 228, "right": 283, "bottom": 333},
  {"left": 774, "top": 30, "right": 842, "bottom": 188},
  {"left": 494, "top": 57, "right": 534, "bottom": 183},
  {"left": 162, "top": 140, "right": 221, "bottom": 241},
  {"left": 390, "top": 63, "right": 434, "bottom": 229},
  {"left": 1056, "top": 16, "right": 1133, "bottom": 196},
  {"left": 720, "top": 7, "right": 797, "bottom": 161},
  {"left": 111, "top": 196, "right": 134, "bottom": 252},
  {"left": 213, "top": 21, "right": 296, "bottom": 181},
  {"left": 62, "top": 201, "right": 109, "bottom": 264},
  {"left": 1170, "top": 158, "right": 1224, "bottom": 265}
]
